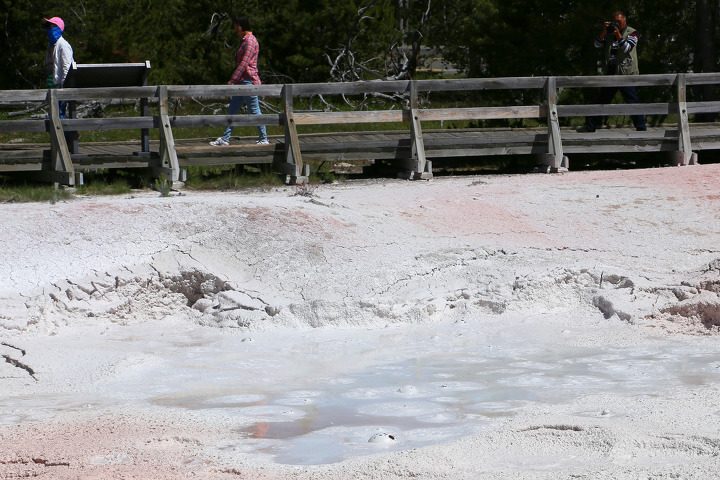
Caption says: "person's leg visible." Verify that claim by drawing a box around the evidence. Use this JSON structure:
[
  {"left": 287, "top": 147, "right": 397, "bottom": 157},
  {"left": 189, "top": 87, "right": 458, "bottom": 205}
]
[
  {"left": 58, "top": 100, "right": 68, "bottom": 119},
  {"left": 221, "top": 95, "right": 243, "bottom": 141},
  {"left": 620, "top": 86, "right": 647, "bottom": 130},
  {"left": 240, "top": 80, "right": 267, "bottom": 142},
  {"left": 246, "top": 95, "right": 268, "bottom": 141},
  {"left": 585, "top": 86, "right": 618, "bottom": 131}
]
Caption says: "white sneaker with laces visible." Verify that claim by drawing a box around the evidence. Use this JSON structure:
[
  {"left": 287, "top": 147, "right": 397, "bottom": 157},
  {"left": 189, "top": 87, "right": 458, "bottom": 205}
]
[
  {"left": 256, "top": 139, "right": 270, "bottom": 145},
  {"left": 210, "top": 137, "right": 229, "bottom": 146}
]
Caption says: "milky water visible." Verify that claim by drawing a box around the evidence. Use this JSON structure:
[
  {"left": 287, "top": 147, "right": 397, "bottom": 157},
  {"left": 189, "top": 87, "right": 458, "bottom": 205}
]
[{"left": 2, "top": 314, "right": 719, "bottom": 465}]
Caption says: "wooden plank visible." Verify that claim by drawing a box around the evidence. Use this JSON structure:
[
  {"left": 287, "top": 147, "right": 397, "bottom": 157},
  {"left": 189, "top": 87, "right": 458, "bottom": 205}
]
[
  {"left": 304, "top": 135, "right": 334, "bottom": 144},
  {"left": 0, "top": 148, "right": 44, "bottom": 161},
  {"left": 409, "top": 80, "right": 429, "bottom": 177},
  {"left": 0, "top": 119, "right": 48, "bottom": 133},
  {"left": 77, "top": 144, "right": 115, "bottom": 155},
  {"left": 685, "top": 73, "right": 720, "bottom": 86},
  {"left": 556, "top": 74, "right": 678, "bottom": 88},
  {"left": 416, "top": 77, "right": 547, "bottom": 92},
  {"left": 291, "top": 81, "right": 410, "bottom": 96},
  {"left": 675, "top": 74, "right": 693, "bottom": 165},
  {"left": 82, "top": 141, "right": 147, "bottom": 153},
  {"left": 557, "top": 103, "right": 673, "bottom": 117},
  {"left": 418, "top": 106, "right": 543, "bottom": 121},
  {"left": 293, "top": 110, "right": 407, "bottom": 125},
  {"left": 0, "top": 89, "right": 47, "bottom": 103},
  {"left": 0, "top": 163, "right": 43, "bottom": 172},
  {"left": 297, "top": 139, "right": 402, "bottom": 152},
  {"left": 47, "top": 89, "right": 76, "bottom": 185},
  {"left": 692, "top": 140, "right": 720, "bottom": 150},
  {"left": 55, "top": 86, "right": 157, "bottom": 101},
  {"left": 171, "top": 114, "right": 283, "bottom": 128},
  {"left": 72, "top": 157, "right": 156, "bottom": 168},
  {"left": 362, "top": 133, "right": 397, "bottom": 142},
  {"left": 687, "top": 101, "right": 720, "bottom": 114},
  {"left": 282, "top": 85, "right": 304, "bottom": 177},
  {"left": 689, "top": 125, "right": 720, "bottom": 139},
  {"left": 24, "top": 169, "right": 75, "bottom": 184},
  {"left": 425, "top": 134, "right": 543, "bottom": 147},
  {"left": 177, "top": 156, "right": 274, "bottom": 167},
  {"left": 562, "top": 144, "right": 679, "bottom": 154},
  {"left": 157, "top": 85, "right": 180, "bottom": 181},
  {"left": 61, "top": 117, "right": 157, "bottom": 131},
  {"left": 545, "top": 76, "right": 566, "bottom": 170},
  {"left": 425, "top": 146, "right": 543, "bottom": 157},
  {"left": 167, "top": 84, "right": 283, "bottom": 98}
]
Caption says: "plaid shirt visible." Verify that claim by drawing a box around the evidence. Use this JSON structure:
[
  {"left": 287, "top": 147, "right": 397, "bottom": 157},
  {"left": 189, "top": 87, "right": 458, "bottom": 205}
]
[{"left": 228, "top": 32, "right": 261, "bottom": 85}]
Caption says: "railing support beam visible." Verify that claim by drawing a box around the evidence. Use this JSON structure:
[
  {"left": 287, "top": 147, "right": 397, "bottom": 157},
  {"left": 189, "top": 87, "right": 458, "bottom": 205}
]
[
  {"left": 540, "top": 77, "right": 569, "bottom": 173},
  {"left": 156, "top": 85, "right": 184, "bottom": 186},
  {"left": 277, "top": 85, "right": 308, "bottom": 184},
  {"left": 46, "top": 89, "right": 77, "bottom": 187},
  {"left": 400, "top": 80, "right": 432, "bottom": 180},
  {"left": 673, "top": 74, "right": 698, "bottom": 166}
]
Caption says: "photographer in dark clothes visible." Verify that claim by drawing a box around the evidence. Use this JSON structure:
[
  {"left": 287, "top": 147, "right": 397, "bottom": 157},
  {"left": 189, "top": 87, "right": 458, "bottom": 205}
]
[{"left": 580, "top": 10, "right": 647, "bottom": 132}]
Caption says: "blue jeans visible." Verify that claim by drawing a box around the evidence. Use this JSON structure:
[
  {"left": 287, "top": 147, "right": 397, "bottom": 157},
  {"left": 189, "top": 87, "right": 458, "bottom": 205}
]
[{"left": 222, "top": 80, "right": 267, "bottom": 141}]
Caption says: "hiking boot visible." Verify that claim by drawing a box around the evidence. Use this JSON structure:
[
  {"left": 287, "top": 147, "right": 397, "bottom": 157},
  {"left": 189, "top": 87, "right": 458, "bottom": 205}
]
[
  {"left": 256, "top": 139, "right": 270, "bottom": 145},
  {"left": 210, "top": 137, "right": 229, "bottom": 146}
]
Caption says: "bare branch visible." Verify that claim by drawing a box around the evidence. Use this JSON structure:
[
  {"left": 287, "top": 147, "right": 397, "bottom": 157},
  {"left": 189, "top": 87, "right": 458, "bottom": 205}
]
[{"left": 206, "top": 12, "right": 230, "bottom": 36}]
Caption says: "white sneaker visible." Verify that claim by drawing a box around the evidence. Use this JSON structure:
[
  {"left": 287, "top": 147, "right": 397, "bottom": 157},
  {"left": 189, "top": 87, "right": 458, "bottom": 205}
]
[
  {"left": 210, "top": 137, "right": 229, "bottom": 146},
  {"left": 256, "top": 139, "right": 270, "bottom": 145}
]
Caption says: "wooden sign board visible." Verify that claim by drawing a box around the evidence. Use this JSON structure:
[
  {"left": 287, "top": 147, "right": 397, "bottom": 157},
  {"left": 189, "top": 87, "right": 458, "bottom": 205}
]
[{"left": 65, "top": 61, "right": 151, "bottom": 88}]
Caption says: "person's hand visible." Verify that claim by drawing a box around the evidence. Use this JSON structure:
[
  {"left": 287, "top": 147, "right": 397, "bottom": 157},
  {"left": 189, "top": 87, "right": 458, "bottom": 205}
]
[
  {"left": 605, "top": 22, "right": 621, "bottom": 41},
  {"left": 600, "top": 22, "right": 610, "bottom": 39}
]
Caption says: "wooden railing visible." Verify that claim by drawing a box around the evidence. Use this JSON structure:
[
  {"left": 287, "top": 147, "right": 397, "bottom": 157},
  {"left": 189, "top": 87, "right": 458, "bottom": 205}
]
[{"left": 1, "top": 73, "right": 720, "bottom": 185}]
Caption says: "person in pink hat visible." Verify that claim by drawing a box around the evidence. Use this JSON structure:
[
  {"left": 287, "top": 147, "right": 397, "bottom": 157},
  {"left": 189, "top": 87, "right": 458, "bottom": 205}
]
[{"left": 43, "top": 16, "right": 73, "bottom": 118}]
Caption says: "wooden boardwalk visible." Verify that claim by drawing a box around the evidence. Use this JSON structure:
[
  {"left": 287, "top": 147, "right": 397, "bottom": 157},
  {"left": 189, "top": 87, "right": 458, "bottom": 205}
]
[
  {"left": 3, "top": 124, "right": 719, "bottom": 173},
  {"left": 2, "top": 73, "right": 720, "bottom": 185}
]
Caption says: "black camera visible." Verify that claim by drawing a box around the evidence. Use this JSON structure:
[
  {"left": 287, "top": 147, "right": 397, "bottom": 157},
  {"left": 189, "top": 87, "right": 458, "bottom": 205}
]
[{"left": 606, "top": 20, "right": 620, "bottom": 33}]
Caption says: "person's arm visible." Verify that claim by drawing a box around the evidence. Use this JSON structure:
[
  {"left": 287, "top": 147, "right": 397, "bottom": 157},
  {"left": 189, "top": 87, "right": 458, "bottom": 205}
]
[
  {"left": 594, "top": 23, "right": 609, "bottom": 48},
  {"left": 619, "top": 31, "right": 639, "bottom": 53},
  {"left": 57, "top": 40, "right": 73, "bottom": 87}
]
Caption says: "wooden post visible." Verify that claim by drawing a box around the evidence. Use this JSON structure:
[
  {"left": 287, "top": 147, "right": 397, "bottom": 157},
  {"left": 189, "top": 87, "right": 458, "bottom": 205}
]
[
  {"left": 156, "top": 85, "right": 182, "bottom": 184},
  {"left": 541, "top": 76, "right": 569, "bottom": 172},
  {"left": 405, "top": 80, "right": 431, "bottom": 180},
  {"left": 277, "top": 84, "right": 307, "bottom": 184},
  {"left": 674, "top": 74, "right": 698, "bottom": 165},
  {"left": 139, "top": 96, "right": 150, "bottom": 154},
  {"left": 46, "top": 89, "right": 76, "bottom": 186},
  {"left": 140, "top": 60, "right": 151, "bottom": 154}
]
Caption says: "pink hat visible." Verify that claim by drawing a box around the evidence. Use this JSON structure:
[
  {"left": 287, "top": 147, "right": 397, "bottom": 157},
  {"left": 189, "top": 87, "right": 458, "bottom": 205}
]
[{"left": 43, "top": 17, "right": 65, "bottom": 32}]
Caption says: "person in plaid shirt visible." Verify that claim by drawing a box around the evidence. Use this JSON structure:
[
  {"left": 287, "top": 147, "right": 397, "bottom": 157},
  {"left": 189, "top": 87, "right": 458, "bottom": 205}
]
[{"left": 211, "top": 15, "right": 268, "bottom": 146}]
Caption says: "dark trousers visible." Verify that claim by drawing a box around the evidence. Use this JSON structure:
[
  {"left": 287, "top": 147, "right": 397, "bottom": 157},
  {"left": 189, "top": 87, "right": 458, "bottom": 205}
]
[{"left": 585, "top": 85, "right": 647, "bottom": 131}]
